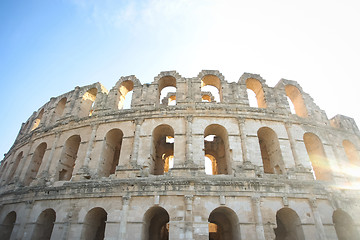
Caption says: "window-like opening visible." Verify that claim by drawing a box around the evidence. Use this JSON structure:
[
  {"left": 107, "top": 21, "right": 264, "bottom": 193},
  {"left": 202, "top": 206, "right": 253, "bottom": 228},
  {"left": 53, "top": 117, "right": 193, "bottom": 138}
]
[
  {"left": 52, "top": 97, "right": 67, "bottom": 123},
  {"left": 80, "top": 88, "right": 97, "bottom": 117},
  {"left": 285, "top": 85, "right": 307, "bottom": 117},
  {"left": 208, "top": 207, "right": 240, "bottom": 240},
  {"left": 202, "top": 94, "right": 212, "bottom": 102},
  {"left": 118, "top": 80, "right": 134, "bottom": 110},
  {"left": 100, "top": 129, "right": 123, "bottom": 177},
  {"left": 303, "top": 133, "right": 331, "bottom": 181},
  {"left": 333, "top": 209, "right": 359, "bottom": 240},
  {"left": 7, "top": 151, "right": 23, "bottom": 182},
  {"left": 257, "top": 127, "right": 285, "bottom": 174},
  {"left": 81, "top": 207, "right": 107, "bottom": 240},
  {"left": 31, "top": 209, "right": 56, "bottom": 240},
  {"left": 274, "top": 208, "right": 305, "bottom": 240},
  {"left": 343, "top": 140, "right": 359, "bottom": 166},
  {"left": 30, "top": 109, "right": 44, "bottom": 131},
  {"left": 1, "top": 211, "right": 16, "bottom": 240},
  {"left": 151, "top": 124, "right": 174, "bottom": 175},
  {"left": 286, "top": 96, "right": 296, "bottom": 114},
  {"left": 246, "top": 78, "right": 267, "bottom": 108},
  {"left": 58, "top": 135, "right": 81, "bottom": 181},
  {"left": 24, "top": 142, "right": 47, "bottom": 185},
  {"left": 201, "top": 75, "right": 222, "bottom": 102},
  {"left": 204, "top": 124, "right": 230, "bottom": 175},
  {"left": 143, "top": 206, "right": 169, "bottom": 240},
  {"left": 159, "top": 76, "right": 176, "bottom": 105}
]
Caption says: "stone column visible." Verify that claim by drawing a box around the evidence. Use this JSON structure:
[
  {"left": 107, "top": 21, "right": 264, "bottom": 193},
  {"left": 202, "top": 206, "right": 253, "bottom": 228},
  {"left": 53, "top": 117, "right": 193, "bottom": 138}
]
[
  {"left": 252, "top": 196, "right": 266, "bottom": 240},
  {"left": 284, "top": 122, "right": 300, "bottom": 166},
  {"left": 131, "top": 118, "right": 143, "bottom": 167},
  {"left": 186, "top": 116, "right": 194, "bottom": 165},
  {"left": 42, "top": 132, "right": 61, "bottom": 179},
  {"left": 16, "top": 201, "right": 34, "bottom": 239},
  {"left": 184, "top": 195, "right": 194, "bottom": 240},
  {"left": 237, "top": 117, "right": 248, "bottom": 163},
  {"left": 15, "top": 138, "right": 34, "bottom": 184},
  {"left": 83, "top": 123, "right": 98, "bottom": 168},
  {"left": 119, "top": 196, "right": 131, "bottom": 239},
  {"left": 309, "top": 198, "right": 327, "bottom": 240}
]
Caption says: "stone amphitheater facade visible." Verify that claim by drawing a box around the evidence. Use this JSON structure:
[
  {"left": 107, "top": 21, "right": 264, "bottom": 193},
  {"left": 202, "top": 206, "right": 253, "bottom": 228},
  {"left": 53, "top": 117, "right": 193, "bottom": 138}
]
[{"left": 0, "top": 70, "right": 359, "bottom": 240}]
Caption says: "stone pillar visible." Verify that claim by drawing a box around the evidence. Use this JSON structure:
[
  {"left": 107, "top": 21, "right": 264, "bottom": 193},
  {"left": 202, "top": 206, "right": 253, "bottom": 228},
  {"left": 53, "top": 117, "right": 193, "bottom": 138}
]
[
  {"left": 252, "top": 196, "right": 266, "bottom": 240},
  {"left": 309, "top": 198, "right": 327, "bottom": 240},
  {"left": 77, "top": 123, "right": 98, "bottom": 178},
  {"left": 186, "top": 116, "right": 194, "bottom": 165},
  {"left": 16, "top": 201, "right": 34, "bottom": 240},
  {"left": 237, "top": 118, "right": 248, "bottom": 163},
  {"left": 119, "top": 196, "right": 130, "bottom": 239},
  {"left": 42, "top": 132, "right": 61, "bottom": 179},
  {"left": 131, "top": 118, "right": 143, "bottom": 167},
  {"left": 284, "top": 122, "right": 300, "bottom": 166},
  {"left": 184, "top": 195, "right": 194, "bottom": 240}
]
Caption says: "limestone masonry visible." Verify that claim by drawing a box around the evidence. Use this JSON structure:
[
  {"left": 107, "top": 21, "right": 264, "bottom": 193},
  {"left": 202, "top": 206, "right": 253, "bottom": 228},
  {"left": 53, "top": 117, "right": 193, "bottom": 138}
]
[{"left": 0, "top": 70, "right": 359, "bottom": 240}]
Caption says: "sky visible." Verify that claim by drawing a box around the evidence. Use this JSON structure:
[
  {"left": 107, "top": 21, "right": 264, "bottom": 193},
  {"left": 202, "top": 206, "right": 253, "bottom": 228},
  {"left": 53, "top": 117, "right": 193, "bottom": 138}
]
[{"left": 0, "top": 0, "right": 360, "bottom": 158}]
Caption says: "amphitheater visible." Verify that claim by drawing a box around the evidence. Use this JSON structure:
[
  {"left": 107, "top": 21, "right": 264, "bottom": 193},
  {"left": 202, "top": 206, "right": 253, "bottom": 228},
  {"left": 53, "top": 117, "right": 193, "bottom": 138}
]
[{"left": 0, "top": 70, "right": 359, "bottom": 240}]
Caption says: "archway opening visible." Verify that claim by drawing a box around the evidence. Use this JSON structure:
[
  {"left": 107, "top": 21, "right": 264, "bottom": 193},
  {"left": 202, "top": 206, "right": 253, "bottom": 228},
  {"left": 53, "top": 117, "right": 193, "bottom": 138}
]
[
  {"left": 31, "top": 209, "right": 56, "bottom": 240},
  {"left": 246, "top": 78, "right": 267, "bottom": 108},
  {"left": 31, "top": 109, "right": 44, "bottom": 131},
  {"left": 257, "top": 127, "right": 285, "bottom": 174},
  {"left": 52, "top": 97, "right": 67, "bottom": 123},
  {"left": 303, "top": 133, "right": 331, "bottom": 181},
  {"left": 285, "top": 85, "right": 307, "bottom": 117},
  {"left": 274, "top": 208, "right": 305, "bottom": 240},
  {"left": 101, "top": 129, "right": 123, "bottom": 177},
  {"left": 159, "top": 76, "right": 176, "bottom": 105},
  {"left": 333, "top": 209, "right": 359, "bottom": 240},
  {"left": 80, "top": 88, "right": 97, "bottom": 117},
  {"left": 81, "top": 207, "right": 108, "bottom": 240},
  {"left": 1, "top": 211, "right": 16, "bottom": 240},
  {"left": 201, "top": 75, "right": 221, "bottom": 102},
  {"left": 152, "top": 125, "right": 174, "bottom": 175},
  {"left": 24, "top": 142, "right": 47, "bottom": 185},
  {"left": 343, "top": 140, "right": 359, "bottom": 165},
  {"left": 118, "top": 80, "right": 134, "bottom": 109},
  {"left": 208, "top": 207, "right": 240, "bottom": 240},
  {"left": 58, "top": 135, "right": 81, "bottom": 181},
  {"left": 143, "top": 206, "right": 169, "bottom": 240},
  {"left": 204, "top": 125, "right": 230, "bottom": 175},
  {"left": 7, "top": 151, "right": 23, "bottom": 182}
]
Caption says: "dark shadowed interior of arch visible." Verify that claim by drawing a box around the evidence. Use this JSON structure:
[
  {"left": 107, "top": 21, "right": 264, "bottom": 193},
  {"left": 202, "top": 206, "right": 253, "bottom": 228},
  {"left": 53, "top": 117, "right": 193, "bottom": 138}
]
[
  {"left": 31, "top": 209, "right": 56, "bottom": 240},
  {"left": 31, "top": 108, "right": 44, "bottom": 131},
  {"left": 118, "top": 80, "right": 134, "bottom": 109},
  {"left": 204, "top": 124, "right": 230, "bottom": 175},
  {"left": 58, "top": 135, "right": 81, "bottom": 181},
  {"left": 257, "top": 127, "right": 285, "bottom": 174},
  {"left": 333, "top": 209, "right": 359, "bottom": 240},
  {"left": 24, "top": 142, "right": 47, "bottom": 185},
  {"left": 208, "top": 207, "right": 240, "bottom": 240},
  {"left": 81, "top": 207, "right": 107, "bottom": 240},
  {"left": 201, "top": 75, "right": 221, "bottom": 102},
  {"left": 274, "top": 208, "right": 305, "bottom": 240},
  {"left": 101, "top": 129, "right": 123, "bottom": 177},
  {"left": 303, "top": 132, "right": 331, "bottom": 181},
  {"left": 7, "top": 151, "right": 23, "bottom": 183},
  {"left": 1, "top": 211, "right": 16, "bottom": 240},
  {"left": 152, "top": 125, "right": 174, "bottom": 175},
  {"left": 246, "top": 78, "right": 267, "bottom": 108},
  {"left": 52, "top": 97, "right": 67, "bottom": 123},
  {"left": 159, "top": 76, "right": 176, "bottom": 105},
  {"left": 285, "top": 85, "right": 308, "bottom": 118},
  {"left": 80, "top": 87, "right": 97, "bottom": 117},
  {"left": 143, "top": 206, "right": 169, "bottom": 240}
]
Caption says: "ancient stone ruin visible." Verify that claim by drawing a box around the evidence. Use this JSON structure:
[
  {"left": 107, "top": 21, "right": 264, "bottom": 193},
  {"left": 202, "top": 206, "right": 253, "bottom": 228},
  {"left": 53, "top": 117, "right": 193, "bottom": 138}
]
[{"left": 0, "top": 70, "right": 359, "bottom": 239}]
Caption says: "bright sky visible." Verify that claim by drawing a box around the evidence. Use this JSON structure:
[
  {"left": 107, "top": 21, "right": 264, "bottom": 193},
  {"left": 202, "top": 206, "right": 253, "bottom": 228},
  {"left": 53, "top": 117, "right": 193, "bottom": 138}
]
[{"left": 1, "top": 0, "right": 360, "bottom": 158}]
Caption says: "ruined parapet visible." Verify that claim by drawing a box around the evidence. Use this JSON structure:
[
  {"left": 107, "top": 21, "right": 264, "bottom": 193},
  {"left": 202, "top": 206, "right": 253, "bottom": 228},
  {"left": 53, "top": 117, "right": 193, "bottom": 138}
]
[{"left": 0, "top": 70, "right": 359, "bottom": 240}]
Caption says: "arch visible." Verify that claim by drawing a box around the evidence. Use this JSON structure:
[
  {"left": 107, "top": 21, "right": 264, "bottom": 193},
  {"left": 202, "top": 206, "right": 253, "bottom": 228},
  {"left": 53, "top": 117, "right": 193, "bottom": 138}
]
[
  {"left": 151, "top": 124, "right": 174, "bottom": 175},
  {"left": 7, "top": 151, "right": 23, "bottom": 182},
  {"left": 285, "top": 85, "right": 308, "bottom": 117},
  {"left": 100, "top": 129, "right": 123, "bottom": 177},
  {"left": 24, "top": 142, "right": 47, "bottom": 185},
  {"left": 303, "top": 133, "right": 331, "bottom": 181},
  {"left": 52, "top": 97, "right": 67, "bottom": 122},
  {"left": 257, "top": 127, "right": 285, "bottom": 174},
  {"left": 201, "top": 75, "right": 222, "bottom": 102},
  {"left": 58, "top": 135, "right": 81, "bottom": 181},
  {"left": 0, "top": 161, "right": 8, "bottom": 177},
  {"left": 159, "top": 76, "right": 177, "bottom": 105},
  {"left": 333, "top": 209, "right": 359, "bottom": 240},
  {"left": 80, "top": 88, "right": 97, "bottom": 117},
  {"left": 1, "top": 211, "right": 16, "bottom": 240},
  {"left": 204, "top": 124, "right": 231, "bottom": 175},
  {"left": 118, "top": 80, "right": 134, "bottom": 109},
  {"left": 31, "top": 108, "right": 44, "bottom": 131},
  {"left": 246, "top": 78, "right": 267, "bottom": 108},
  {"left": 342, "top": 140, "right": 359, "bottom": 165},
  {"left": 274, "top": 208, "right": 305, "bottom": 240},
  {"left": 142, "top": 206, "right": 169, "bottom": 240},
  {"left": 81, "top": 207, "right": 107, "bottom": 240},
  {"left": 208, "top": 207, "right": 240, "bottom": 240},
  {"left": 31, "top": 208, "right": 56, "bottom": 240}
]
